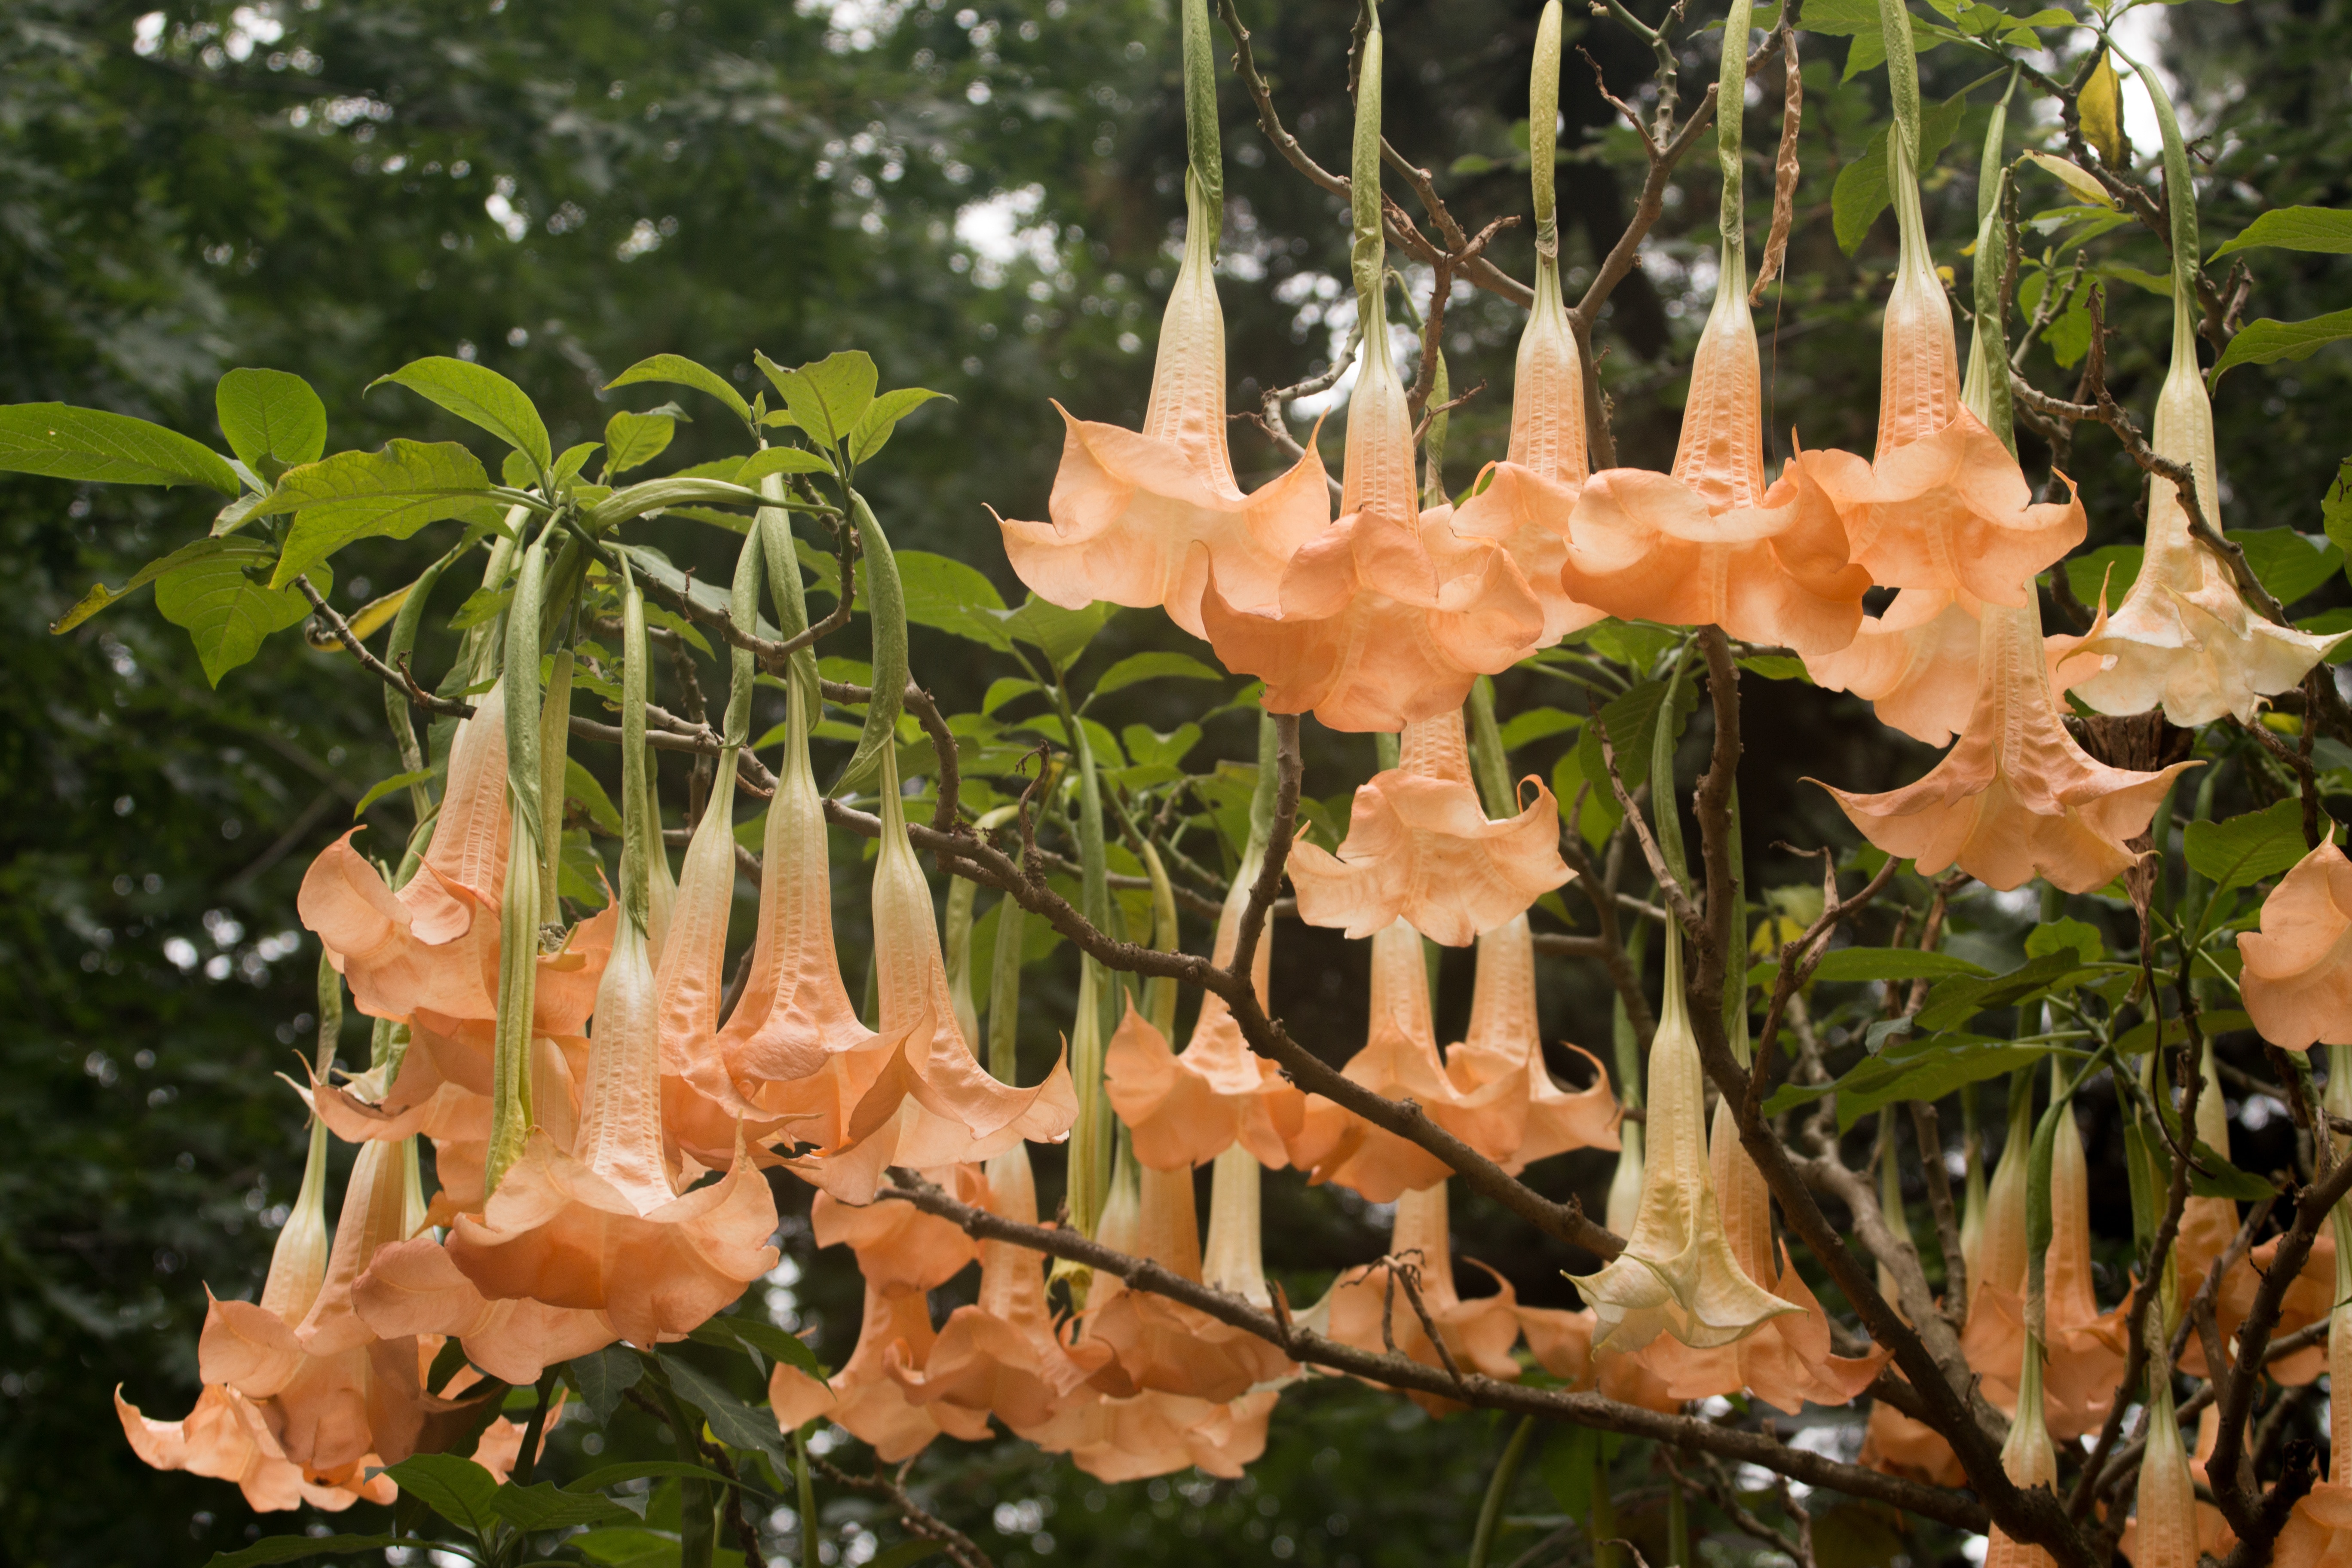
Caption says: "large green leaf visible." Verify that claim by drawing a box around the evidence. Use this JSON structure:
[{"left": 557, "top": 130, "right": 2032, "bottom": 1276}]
[
  {"left": 200, "top": 1534, "right": 400, "bottom": 1567},
  {"left": 603, "top": 410, "right": 677, "bottom": 477},
  {"left": 490, "top": 1481, "right": 638, "bottom": 1531},
  {"left": 52, "top": 537, "right": 248, "bottom": 634},
  {"left": 997, "top": 594, "right": 1114, "bottom": 671},
  {"left": 2211, "top": 206, "right": 2352, "bottom": 260},
  {"left": 1830, "top": 92, "right": 1972, "bottom": 253},
  {"left": 156, "top": 544, "right": 327, "bottom": 686},
  {"left": 370, "top": 356, "right": 551, "bottom": 472},
  {"left": 571, "top": 1527, "right": 698, "bottom": 1568},
  {"left": 215, "top": 368, "right": 326, "bottom": 482},
  {"left": 760, "top": 349, "right": 878, "bottom": 450},
  {"left": 2214, "top": 309, "right": 2352, "bottom": 381},
  {"left": 2184, "top": 798, "right": 2308, "bottom": 894},
  {"left": 2233, "top": 527, "right": 2345, "bottom": 606},
  {"left": 1914, "top": 951, "right": 2098, "bottom": 1031},
  {"left": 657, "top": 1353, "right": 794, "bottom": 1470},
  {"left": 2062, "top": 544, "right": 2144, "bottom": 609},
  {"left": 848, "top": 386, "right": 949, "bottom": 463},
  {"left": 1804, "top": 947, "right": 1992, "bottom": 983},
  {"left": 0, "top": 402, "right": 240, "bottom": 494},
  {"left": 607, "top": 353, "right": 753, "bottom": 425},
  {"left": 734, "top": 446, "right": 834, "bottom": 486},
  {"left": 884, "top": 549, "right": 1014, "bottom": 649},
  {"left": 687, "top": 1312, "right": 828, "bottom": 1380},
  {"left": 1767, "top": 1033, "right": 2073, "bottom": 1133},
  {"left": 379, "top": 1453, "right": 501, "bottom": 1539},
  {"left": 1093, "top": 650, "right": 1225, "bottom": 695},
  {"left": 261, "top": 440, "right": 496, "bottom": 586}
]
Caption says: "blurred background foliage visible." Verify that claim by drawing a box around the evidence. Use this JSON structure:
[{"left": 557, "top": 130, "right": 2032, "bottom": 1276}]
[{"left": 5, "top": 0, "right": 2351, "bottom": 1562}]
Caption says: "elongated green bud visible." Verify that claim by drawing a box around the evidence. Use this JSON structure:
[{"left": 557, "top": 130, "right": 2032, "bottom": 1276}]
[
  {"left": 1350, "top": 10, "right": 1386, "bottom": 313},
  {"left": 1719, "top": 0, "right": 1752, "bottom": 254},
  {"left": 834, "top": 491, "right": 906, "bottom": 794},
  {"left": 1183, "top": 0, "right": 1223, "bottom": 244},
  {"left": 2114, "top": 44, "right": 2199, "bottom": 302},
  {"left": 538, "top": 649, "right": 573, "bottom": 922},
  {"left": 619, "top": 558, "right": 652, "bottom": 936},
  {"left": 1531, "top": 1, "right": 1563, "bottom": 256},
  {"left": 486, "top": 532, "right": 549, "bottom": 1195}
]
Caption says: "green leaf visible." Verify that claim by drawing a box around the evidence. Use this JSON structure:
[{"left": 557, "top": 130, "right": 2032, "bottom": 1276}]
[
  {"left": 571, "top": 1526, "right": 690, "bottom": 1567},
  {"left": 997, "top": 595, "right": 1115, "bottom": 672},
  {"left": 260, "top": 440, "right": 496, "bottom": 587},
  {"left": 1821, "top": 1035, "right": 2070, "bottom": 1133},
  {"left": 734, "top": 447, "right": 834, "bottom": 486},
  {"left": 1915, "top": 951, "right": 2098, "bottom": 1031},
  {"left": 200, "top": 1534, "right": 400, "bottom": 1567},
  {"left": 607, "top": 353, "right": 753, "bottom": 425},
  {"left": 2187, "top": 1142, "right": 2278, "bottom": 1201},
  {"left": 562, "top": 1348, "right": 646, "bottom": 1426},
  {"left": 891, "top": 549, "right": 1013, "bottom": 649},
  {"left": 617, "top": 545, "right": 782, "bottom": 641},
  {"left": 1495, "top": 707, "right": 1581, "bottom": 751},
  {"left": 1736, "top": 655, "right": 1811, "bottom": 682},
  {"left": 551, "top": 441, "right": 601, "bottom": 491},
  {"left": 1122, "top": 722, "right": 1201, "bottom": 769},
  {"left": 2214, "top": 309, "right": 2352, "bottom": 382},
  {"left": 2211, "top": 206, "right": 2352, "bottom": 260},
  {"left": 2298, "top": 607, "right": 2352, "bottom": 660},
  {"left": 760, "top": 350, "right": 879, "bottom": 451},
  {"left": 2233, "top": 527, "right": 2346, "bottom": 606},
  {"left": 449, "top": 585, "right": 513, "bottom": 631},
  {"left": 380, "top": 1452, "right": 501, "bottom": 1539},
  {"left": 657, "top": 1353, "right": 794, "bottom": 1470},
  {"left": 983, "top": 677, "right": 1040, "bottom": 715},
  {"left": 603, "top": 410, "right": 677, "bottom": 477},
  {"left": 2321, "top": 457, "right": 2352, "bottom": 572},
  {"left": 354, "top": 768, "right": 435, "bottom": 818},
  {"left": 848, "top": 386, "right": 949, "bottom": 463},
  {"left": 1575, "top": 674, "right": 1697, "bottom": 804},
  {"left": 1831, "top": 96, "right": 1978, "bottom": 254},
  {"left": 2118, "top": 1008, "right": 2252, "bottom": 1054},
  {"left": 566, "top": 757, "right": 623, "bottom": 834},
  {"left": 1551, "top": 741, "right": 1613, "bottom": 850},
  {"left": 1093, "top": 651, "right": 1224, "bottom": 695},
  {"left": 1808, "top": 947, "right": 1994, "bottom": 983},
  {"left": 2185, "top": 798, "right": 2308, "bottom": 894},
  {"left": 565, "top": 1461, "right": 772, "bottom": 1499},
  {"left": 370, "top": 356, "right": 551, "bottom": 473},
  {"left": 687, "top": 1313, "right": 828, "bottom": 1381},
  {"left": 2062, "top": 544, "right": 2144, "bottom": 609},
  {"left": 491, "top": 1482, "right": 638, "bottom": 1531},
  {"left": 0, "top": 402, "right": 241, "bottom": 494},
  {"left": 156, "top": 545, "right": 326, "bottom": 686},
  {"left": 52, "top": 537, "right": 247, "bottom": 634},
  {"left": 2024, "top": 917, "right": 2105, "bottom": 964},
  {"left": 216, "top": 368, "right": 327, "bottom": 483}
]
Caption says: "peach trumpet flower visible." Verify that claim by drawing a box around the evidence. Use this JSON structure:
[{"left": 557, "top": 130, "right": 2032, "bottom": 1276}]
[
  {"left": 995, "top": 171, "right": 1329, "bottom": 639},
  {"left": 2267, "top": 1209, "right": 2352, "bottom": 1568},
  {"left": 1286, "top": 917, "right": 1542, "bottom": 1200},
  {"left": 1517, "top": 1124, "right": 1686, "bottom": 1414},
  {"left": 1288, "top": 705, "right": 1571, "bottom": 947},
  {"left": 2205, "top": 1053, "right": 2346, "bottom": 1388},
  {"left": 1559, "top": 245, "right": 1870, "bottom": 657},
  {"left": 2239, "top": 838, "right": 2352, "bottom": 1050},
  {"left": 1087, "top": 1160, "right": 1294, "bottom": 1405},
  {"left": 1958, "top": 1078, "right": 2127, "bottom": 1442},
  {"left": 884, "top": 1143, "right": 1110, "bottom": 1441},
  {"left": 1633, "top": 1098, "right": 1889, "bottom": 1412},
  {"left": 1325, "top": 1180, "right": 1525, "bottom": 1415},
  {"left": 1102, "top": 807, "right": 1303, "bottom": 1171},
  {"left": 116, "top": 1381, "right": 397, "bottom": 1513},
  {"left": 2172, "top": 1042, "right": 2244, "bottom": 1375},
  {"left": 1984, "top": 1336, "right": 2062, "bottom": 1568},
  {"left": 1450, "top": 252, "right": 1605, "bottom": 646},
  {"left": 801, "top": 748, "right": 1077, "bottom": 1204},
  {"left": 2075, "top": 291, "right": 2338, "bottom": 725},
  {"left": 2125, "top": 1366, "right": 2208, "bottom": 1568},
  {"left": 1567, "top": 930, "right": 1795, "bottom": 1354},
  {"left": 1443, "top": 914, "right": 1620, "bottom": 1172},
  {"left": 1818, "top": 592, "right": 2193, "bottom": 894}
]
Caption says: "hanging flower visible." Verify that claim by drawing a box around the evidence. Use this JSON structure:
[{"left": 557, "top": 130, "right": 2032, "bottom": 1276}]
[
  {"left": 2209, "top": 1225, "right": 2339, "bottom": 1388},
  {"left": 1567, "top": 928, "right": 1794, "bottom": 1354},
  {"left": 2239, "top": 838, "right": 2352, "bottom": 1051},
  {"left": 799, "top": 751, "right": 1077, "bottom": 1205},
  {"left": 1442, "top": 914, "right": 1620, "bottom": 1173},
  {"left": 1633, "top": 1099, "right": 1889, "bottom": 1413},
  {"left": 1287, "top": 918, "right": 1539, "bottom": 1200},
  {"left": 1087, "top": 1163, "right": 1294, "bottom": 1404},
  {"left": 1288, "top": 706, "right": 1571, "bottom": 946},
  {"left": 1323, "top": 1181, "right": 1525, "bottom": 1415},
  {"left": 996, "top": 170, "right": 1329, "bottom": 640},
  {"left": 1984, "top": 1341, "right": 2062, "bottom": 1568},
  {"left": 2269, "top": 1216, "right": 2352, "bottom": 1568},
  {"left": 1451, "top": 254, "right": 1606, "bottom": 646},
  {"left": 116, "top": 1384, "right": 398, "bottom": 1514},
  {"left": 1819, "top": 596, "right": 2193, "bottom": 894},
  {"left": 2123, "top": 1373, "right": 2212, "bottom": 1568},
  {"left": 2175, "top": 1043, "right": 2245, "bottom": 1375},
  {"left": 1060, "top": 1389, "right": 1281, "bottom": 1483},
  {"left": 354, "top": 1235, "right": 620, "bottom": 1387}
]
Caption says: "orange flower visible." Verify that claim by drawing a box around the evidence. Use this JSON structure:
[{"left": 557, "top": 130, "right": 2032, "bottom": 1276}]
[
  {"left": 2174, "top": 1043, "right": 2243, "bottom": 1374},
  {"left": 1102, "top": 827, "right": 1302, "bottom": 1170},
  {"left": 116, "top": 1383, "right": 397, "bottom": 1513},
  {"left": 1450, "top": 254, "right": 1605, "bottom": 646},
  {"left": 2209, "top": 1224, "right": 2338, "bottom": 1388},
  {"left": 1633, "top": 1100, "right": 1889, "bottom": 1412},
  {"left": 799, "top": 750, "right": 1077, "bottom": 1204},
  {"left": 1958, "top": 1085, "right": 2127, "bottom": 1441},
  {"left": 1515, "top": 1302, "right": 1687, "bottom": 1415},
  {"left": 1860, "top": 1398, "right": 1968, "bottom": 1489},
  {"left": 996, "top": 169, "right": 1329, "bottom": 638},
  {"left": 884, "top": 1144, "right": 1111, "bottom": 1440},
  {"left": 1559, "top": 255, "right": 1870, "bottom": 655},
  {"left": 2122, "top": 1373, "right": 2210, "bottom": 1568},
  {"left": 1984, "top": 1344, "right": 2061, "bottom": 1568},
  {"left": 1288, "top": 706, "right": 1571, "bottom": 946},
  {"left": 1566, "top": 931, "right": 1795, "bottom": 1354},
  {"left": 353, "top": 1234, "right": 620, "bottom": 1387},
  {"left": 1819, "top": 596, "right": 2192, "bottom": 894},
  {"left": 2076, "top": 289, "right": 2337, "bottom": 725},
  {"left": 1323, "top": 1180, "right": 1525, "bottom": 1415},
  {"left": 2240, "top": 839, "right": 2352, "bottom": 1050},
  {"left": 1287, "top": 918, "right": 1541, "bottom": 1200},
  {"left": 1087, "top": 1162, "right": 1294, "bottom": 1404},
  {"left": 1059, "top": 1388, "right": 1280, "bottom": 1482},
  {"left": 1442, "top": 914, "right": 1620, "bottom": 1173},
  {"left": 2269, "top": 1216, "right": 2352, "bottom": 1568}
]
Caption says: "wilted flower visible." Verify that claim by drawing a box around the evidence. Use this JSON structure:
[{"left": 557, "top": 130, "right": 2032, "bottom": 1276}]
[{"left": 1288, "top": 706, "right": 1571, "bottom": 947}]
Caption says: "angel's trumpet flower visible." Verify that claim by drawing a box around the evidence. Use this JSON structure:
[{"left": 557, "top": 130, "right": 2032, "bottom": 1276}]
[
  {"left": 1817, "top": 590, "right": 2193, "bottom": 895},
  {"left": 1959, "top": 1069, "right": 2128, "bottom": 1440},
  {"left": 1104, "top": 745, "right": 1303, "bottom": 1170},
  {"left": 1559, "top": 0, "right": 1869, "bottom": 658},
  {"left": 2267, "top": 1210, "right": 2352, "bottom": 1568},
  {"left": 2173, "top": 1043, "right": 2242, "bottom": 1374},
  {"left": 2204, "top": 1044, "right": 2352, "bottom": 1387},
  {"left": 885, "top": 1143, "right": 1110, "bottom": 1440},
  {"left": 1636, "top": 1097, "right": 1889, "bottom": 1412},
  {"left": 2075, "top": 62, "right": 2337, "bottom": 726},
  {"left": 1567, "top": 928, "right": 1795, "bottom": 1354},
  {"left": 1197, "top": 15, "right": 1543, "bottom": 732},
  {"left": 1287, "top": 918, "right": 1541, "bottom": 1200},
  {"left": 1326, "top": 1180, "right": 1525, "bottom": 1415},
  {"left": 2239, "top": 838, "right": 2352, "bottom": 1050},
  {"left": 769, "top": 1168, "right": 993, "bottom": 1461},
  {"left": 2119, "top": 1406, "right": 2237, "bottom": 1564},
  {"left": 2125, "top": 1351, "right": 2206, "bottom": 1568},
  {"left": 804, "top": 746, "right": 1077, "bottom": 1205},
  {"left": 1443, "top": 914, "right": 1620, "bottom": 1172},
  {"left": 1088, "top": 1158, "right": 1293, "bottom": 1404},
  {"left": 440, "top": 570, "right": 782, "bottom": 1348},
  {"left": 994, "top": 0, "right": 1326, "bottom": 638},
  {"left": 1984, "top": 1336, "right": 2061, "bottom": 1568},
  {"left": 1288, "top": 707, "right": 1571, "bottom": 947},
  {"left": 1451, "top": 2, "right": 1605, "bottom": 647}
]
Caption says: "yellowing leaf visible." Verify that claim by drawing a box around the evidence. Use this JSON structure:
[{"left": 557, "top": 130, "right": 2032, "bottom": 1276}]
[
  {"left": 2023, "top": 150, "right": 2114, "bottom": 208},
  {"left": 2080, "top": 52, "right": 2126, "bottom": 168}
]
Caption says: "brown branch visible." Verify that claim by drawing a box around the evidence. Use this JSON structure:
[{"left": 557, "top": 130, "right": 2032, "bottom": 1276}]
[
  {"left": 807, "top": 1454, "right": 994, "bottom": 1568},
  {"left": 295, "top": 575, "right": 479, "bottom": 719}
]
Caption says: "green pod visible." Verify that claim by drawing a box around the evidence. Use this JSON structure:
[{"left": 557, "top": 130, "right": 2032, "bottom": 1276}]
[{"left": 833, "top": 490, "right": 906, "bottom": 794}]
